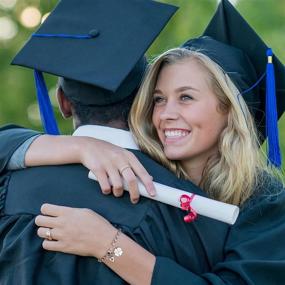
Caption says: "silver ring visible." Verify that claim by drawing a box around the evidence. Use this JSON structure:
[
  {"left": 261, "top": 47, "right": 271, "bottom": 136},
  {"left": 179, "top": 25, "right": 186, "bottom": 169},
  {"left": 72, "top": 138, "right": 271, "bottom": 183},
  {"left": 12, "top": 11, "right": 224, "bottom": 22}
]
[
  {"left": 45, "top": 228, "right": 53, "bottom": 241},
  {"left": 119, "top": 165, "right": 131, "bottom": 175}
]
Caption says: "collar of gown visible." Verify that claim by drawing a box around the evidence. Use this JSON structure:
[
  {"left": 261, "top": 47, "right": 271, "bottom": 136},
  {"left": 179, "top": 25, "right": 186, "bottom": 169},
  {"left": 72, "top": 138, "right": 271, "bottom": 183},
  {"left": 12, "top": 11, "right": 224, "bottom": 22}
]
[{"left": 73, "top": 125, "right": 139, "bottom": 150}]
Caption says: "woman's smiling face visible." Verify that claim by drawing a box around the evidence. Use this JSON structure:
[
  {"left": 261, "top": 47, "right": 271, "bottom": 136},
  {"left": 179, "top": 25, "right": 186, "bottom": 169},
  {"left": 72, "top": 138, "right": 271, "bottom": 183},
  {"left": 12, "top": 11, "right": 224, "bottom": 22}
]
[{"left": 152, "top": 58, "right": 228, "bottom": 168}]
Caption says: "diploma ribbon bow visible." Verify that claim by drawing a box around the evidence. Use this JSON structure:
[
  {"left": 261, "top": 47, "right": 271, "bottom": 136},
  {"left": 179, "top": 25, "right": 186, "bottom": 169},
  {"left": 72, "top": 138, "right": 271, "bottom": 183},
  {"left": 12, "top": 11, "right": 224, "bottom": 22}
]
[{"left": 180, "top": 194, "right": 197, "bottom": 223}]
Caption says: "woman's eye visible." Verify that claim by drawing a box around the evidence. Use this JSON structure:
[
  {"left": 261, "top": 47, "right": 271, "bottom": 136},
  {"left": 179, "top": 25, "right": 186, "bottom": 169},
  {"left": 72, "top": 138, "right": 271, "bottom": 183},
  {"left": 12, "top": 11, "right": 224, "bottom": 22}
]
[
  {"left": 180, "top": 94, "right": 193, "bottom": 101},
  {"left": 153, "top": 96, "right": 165, "bottom": 104}
]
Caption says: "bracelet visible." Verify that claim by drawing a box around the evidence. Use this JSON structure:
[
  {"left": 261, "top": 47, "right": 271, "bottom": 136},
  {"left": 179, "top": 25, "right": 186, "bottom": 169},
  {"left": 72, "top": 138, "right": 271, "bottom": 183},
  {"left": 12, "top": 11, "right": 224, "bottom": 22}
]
[{"left": 98, "top": 228, "right": 123, "bottom": 263}]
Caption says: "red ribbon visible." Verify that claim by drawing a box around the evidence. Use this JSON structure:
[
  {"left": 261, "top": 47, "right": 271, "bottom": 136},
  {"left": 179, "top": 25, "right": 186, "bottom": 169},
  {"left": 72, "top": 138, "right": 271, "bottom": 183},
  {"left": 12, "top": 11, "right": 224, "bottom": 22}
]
[{"left": 180, "top": 194, "right": 197, "bottom": 223}]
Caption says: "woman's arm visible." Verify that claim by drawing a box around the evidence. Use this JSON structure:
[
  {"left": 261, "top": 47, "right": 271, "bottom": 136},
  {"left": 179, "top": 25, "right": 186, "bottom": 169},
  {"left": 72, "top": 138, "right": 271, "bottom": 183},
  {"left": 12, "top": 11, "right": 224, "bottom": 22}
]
[
  {"left": 35, "top": 203, "right": 155, "bottom": 285},
  {"left": 11, "top": 133, "right": 155, "bottom": 202}
]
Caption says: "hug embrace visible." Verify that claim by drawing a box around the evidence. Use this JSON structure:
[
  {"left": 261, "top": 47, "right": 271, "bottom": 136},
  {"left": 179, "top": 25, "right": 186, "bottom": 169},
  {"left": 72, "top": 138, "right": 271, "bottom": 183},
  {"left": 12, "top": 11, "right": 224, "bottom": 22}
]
[{"left": 0, "top": 0, "right": 284, "bottom": 284}]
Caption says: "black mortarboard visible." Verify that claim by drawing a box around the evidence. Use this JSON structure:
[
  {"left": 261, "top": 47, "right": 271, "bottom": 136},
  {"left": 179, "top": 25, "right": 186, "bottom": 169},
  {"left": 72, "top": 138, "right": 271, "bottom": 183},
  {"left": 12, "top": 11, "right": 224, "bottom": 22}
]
[
  {"left": 12, "top": 0, "right": 177, "bottom": 134},
  {"left": 182, "top": 0, "right": 285, "bottom": 167}
]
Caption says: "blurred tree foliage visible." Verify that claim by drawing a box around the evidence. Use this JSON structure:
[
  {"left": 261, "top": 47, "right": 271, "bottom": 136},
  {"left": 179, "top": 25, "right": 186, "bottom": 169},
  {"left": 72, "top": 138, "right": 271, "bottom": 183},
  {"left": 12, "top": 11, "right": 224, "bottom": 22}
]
[{"left": 0, "top": 0, "right": 284, "bottom": 171}]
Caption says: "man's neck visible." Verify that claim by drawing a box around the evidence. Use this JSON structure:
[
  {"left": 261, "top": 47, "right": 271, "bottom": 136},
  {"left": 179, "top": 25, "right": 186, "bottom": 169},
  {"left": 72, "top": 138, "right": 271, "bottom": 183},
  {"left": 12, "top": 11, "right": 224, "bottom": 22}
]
[{"left": 75, "top": 121, "right": 128, "bottom": 131}]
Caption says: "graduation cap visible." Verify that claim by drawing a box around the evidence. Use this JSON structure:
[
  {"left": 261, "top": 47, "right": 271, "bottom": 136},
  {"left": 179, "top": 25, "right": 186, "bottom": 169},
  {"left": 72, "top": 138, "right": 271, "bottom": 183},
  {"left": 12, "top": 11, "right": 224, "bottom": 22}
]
[
  {"left": 182, "top": 0, "right": 285, "bottom": 167},
  {"left": 12, "top": 0, "right": 178, "bottom": 135}
]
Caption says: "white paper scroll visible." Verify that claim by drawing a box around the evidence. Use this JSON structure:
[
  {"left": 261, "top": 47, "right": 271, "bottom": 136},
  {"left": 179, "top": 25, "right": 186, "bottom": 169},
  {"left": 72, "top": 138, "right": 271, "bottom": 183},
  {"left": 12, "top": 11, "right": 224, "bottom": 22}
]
[{"left": 88, "top": 172, "right": 239, "bottom": 225}]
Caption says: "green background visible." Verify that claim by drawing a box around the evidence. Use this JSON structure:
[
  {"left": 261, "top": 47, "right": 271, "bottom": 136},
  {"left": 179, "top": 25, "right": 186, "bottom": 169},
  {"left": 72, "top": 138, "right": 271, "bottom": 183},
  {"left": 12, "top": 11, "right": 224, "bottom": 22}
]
[{"left": 0, "top": 0, "right": 284, "bottom": 171}]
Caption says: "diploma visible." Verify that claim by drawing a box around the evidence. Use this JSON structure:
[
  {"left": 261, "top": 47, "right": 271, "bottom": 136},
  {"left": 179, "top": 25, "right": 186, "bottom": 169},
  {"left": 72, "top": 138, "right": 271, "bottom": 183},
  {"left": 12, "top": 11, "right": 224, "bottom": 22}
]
[{"left": 88, "top": 172, "right": 239, "bottom": 225}]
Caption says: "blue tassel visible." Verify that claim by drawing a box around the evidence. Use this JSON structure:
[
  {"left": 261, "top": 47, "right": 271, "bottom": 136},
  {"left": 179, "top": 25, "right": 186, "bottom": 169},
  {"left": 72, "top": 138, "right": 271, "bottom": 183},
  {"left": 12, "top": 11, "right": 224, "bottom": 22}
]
[
  {"left": 34, "top": 70, "right": 60, "bottom": 135},
  {"left": 266, "top": 48, "right": 281, "bottom": 167}
]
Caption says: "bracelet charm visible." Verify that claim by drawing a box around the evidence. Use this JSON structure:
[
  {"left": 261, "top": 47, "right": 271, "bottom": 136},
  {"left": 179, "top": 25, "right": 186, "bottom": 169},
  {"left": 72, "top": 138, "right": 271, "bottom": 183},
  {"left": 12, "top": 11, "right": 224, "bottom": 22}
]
[
  {"left": 108, "top": 247, "right": 123, "bottom": 262},
  {"left": 98, "top": 228, "right": 123, "bottom": 263}
]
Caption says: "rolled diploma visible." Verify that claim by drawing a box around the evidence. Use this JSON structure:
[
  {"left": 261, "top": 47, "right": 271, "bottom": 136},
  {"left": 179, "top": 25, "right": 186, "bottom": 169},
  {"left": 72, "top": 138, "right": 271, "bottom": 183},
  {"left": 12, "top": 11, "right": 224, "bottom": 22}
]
[{"left": 88, "top": 171, "right": 239, "bottom": 225}]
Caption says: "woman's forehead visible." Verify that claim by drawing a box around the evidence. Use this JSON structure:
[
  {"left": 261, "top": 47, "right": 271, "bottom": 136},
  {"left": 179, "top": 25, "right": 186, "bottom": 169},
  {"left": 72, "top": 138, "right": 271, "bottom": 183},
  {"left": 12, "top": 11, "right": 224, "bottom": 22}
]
[{"left": 156, "top": 59, "right": 210, "bottom": 90}]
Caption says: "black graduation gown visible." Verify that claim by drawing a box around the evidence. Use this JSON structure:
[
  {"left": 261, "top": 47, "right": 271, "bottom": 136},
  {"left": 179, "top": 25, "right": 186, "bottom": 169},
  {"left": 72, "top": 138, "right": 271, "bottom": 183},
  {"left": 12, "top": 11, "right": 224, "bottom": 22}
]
[
  {"left": 0, "top": 125, "right": 284, "bottom": 285},
  {"left": 152, "top": 176, "right": 285, "bottom": 285}
]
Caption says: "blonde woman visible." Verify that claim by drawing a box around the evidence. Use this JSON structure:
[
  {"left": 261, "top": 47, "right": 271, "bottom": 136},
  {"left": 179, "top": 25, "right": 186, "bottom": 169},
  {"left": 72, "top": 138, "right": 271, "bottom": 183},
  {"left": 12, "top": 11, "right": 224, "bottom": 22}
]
[
  {"left": 1, "top": 2, "right": 285, "bottom": 285},
  {"left": 130, "top": 46, "right": 280, "bottom": 207}
]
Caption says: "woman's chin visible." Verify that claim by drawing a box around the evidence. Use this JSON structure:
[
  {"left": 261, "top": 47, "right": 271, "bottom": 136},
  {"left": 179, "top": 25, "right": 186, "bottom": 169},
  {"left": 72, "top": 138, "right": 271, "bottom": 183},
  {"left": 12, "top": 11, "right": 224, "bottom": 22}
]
[{"left": 164, "top": 150, "right": 185, "bottom": 161}]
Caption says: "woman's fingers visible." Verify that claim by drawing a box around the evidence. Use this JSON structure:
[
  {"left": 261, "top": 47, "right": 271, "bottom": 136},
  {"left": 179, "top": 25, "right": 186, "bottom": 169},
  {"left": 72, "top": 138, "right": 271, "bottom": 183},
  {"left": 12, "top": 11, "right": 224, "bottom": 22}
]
[
  {"left": 40, "top": 203, "right": 71, "bottom": 217},
  {"left": 107, "top": 169, "right": 124, "bottom": 197},
  {"left": 93, "top": 164, "right": 124, "bottom": 197},
  {"left": 35, "top": 206, "right": 112, "bottom": 257},
  {"left": 42, "top": 239, "right": 63, "bottom": 252},
  {"left": 88, "top": 147, "right": 156, "bottom": 202},
  {"left": 93, "top": 168, "right": 112, "bottom": 195},
  {"left": 105, "top": 152, "right": 156, "bottom": 202},
  {"left": 37, "top": 227, "right": 60, "bottom": 241},
  {"left": 120, "top": 167, "right": 140, "bottom": 204},
  {"left": 35, "top": 215, "right": 58, "bottom": 228},
  {"left": 126, "top": 152, "right": 156, "bottom": 197}
]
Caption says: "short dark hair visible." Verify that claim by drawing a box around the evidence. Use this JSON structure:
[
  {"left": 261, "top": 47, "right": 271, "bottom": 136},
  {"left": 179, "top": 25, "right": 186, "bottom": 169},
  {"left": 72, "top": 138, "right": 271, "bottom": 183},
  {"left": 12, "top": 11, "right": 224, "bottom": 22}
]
[{"left": 60, "top": 85, "right": 137, "bottom": 128}]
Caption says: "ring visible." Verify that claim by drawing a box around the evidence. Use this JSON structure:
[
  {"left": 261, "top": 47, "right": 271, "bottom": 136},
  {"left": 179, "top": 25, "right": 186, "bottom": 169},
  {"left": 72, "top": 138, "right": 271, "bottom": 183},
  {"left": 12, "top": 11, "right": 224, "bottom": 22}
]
[
  {"left": 45, "top": 228, "right": 53, "bottom": 241},
  {"left": 119, "top": 165, "right": 131, "bottom": 175}
]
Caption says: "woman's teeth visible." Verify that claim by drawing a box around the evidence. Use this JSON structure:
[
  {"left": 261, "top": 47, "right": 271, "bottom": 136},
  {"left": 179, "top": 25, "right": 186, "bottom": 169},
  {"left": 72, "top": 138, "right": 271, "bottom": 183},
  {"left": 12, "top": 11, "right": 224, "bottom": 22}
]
[{"left": 164, "top": 130, "right": 189, "bottom": 138}]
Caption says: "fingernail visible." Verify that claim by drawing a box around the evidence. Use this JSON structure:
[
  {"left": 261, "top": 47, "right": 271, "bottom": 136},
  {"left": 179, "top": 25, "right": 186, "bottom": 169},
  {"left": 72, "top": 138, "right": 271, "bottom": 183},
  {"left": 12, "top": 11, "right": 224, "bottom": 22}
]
[
  {"left": 132, "top": 198, "right": 139, "bottom": 204},
  {"left": 149, "top": 186, "right": 156, "bottom": 197}
]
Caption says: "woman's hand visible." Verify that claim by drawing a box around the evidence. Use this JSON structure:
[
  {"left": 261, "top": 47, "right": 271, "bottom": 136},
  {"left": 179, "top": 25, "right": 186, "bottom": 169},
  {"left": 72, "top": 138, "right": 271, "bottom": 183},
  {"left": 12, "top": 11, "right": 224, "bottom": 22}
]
[
  {"left": 76, "top": 137, "right": 156, "bottom": 203},
  {"left": 35, "top": 203, "right": 117, "bottom": 258}
]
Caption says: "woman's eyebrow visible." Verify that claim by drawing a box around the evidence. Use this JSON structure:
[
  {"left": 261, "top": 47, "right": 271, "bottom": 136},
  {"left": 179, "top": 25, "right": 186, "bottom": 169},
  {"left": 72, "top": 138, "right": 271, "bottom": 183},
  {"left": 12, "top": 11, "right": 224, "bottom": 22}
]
[
  {"left": 153, "top": 86, "right": 200, "bottom": 95},
  {"left": 153, "top": 89, "right": 163, "bottom": 95},
  {"left": 154, "top": 86, "right": 200, "bottom": 93},
  {"left": 175, "top": 86, "right": 200, "bottom": 92}
]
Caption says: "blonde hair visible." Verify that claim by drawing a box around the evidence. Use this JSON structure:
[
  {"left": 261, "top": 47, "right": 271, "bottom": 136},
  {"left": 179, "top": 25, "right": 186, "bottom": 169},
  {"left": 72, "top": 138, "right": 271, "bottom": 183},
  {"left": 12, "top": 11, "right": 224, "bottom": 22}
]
[{"left": 129, "top": 48, "right": 283, "bottom": 206}]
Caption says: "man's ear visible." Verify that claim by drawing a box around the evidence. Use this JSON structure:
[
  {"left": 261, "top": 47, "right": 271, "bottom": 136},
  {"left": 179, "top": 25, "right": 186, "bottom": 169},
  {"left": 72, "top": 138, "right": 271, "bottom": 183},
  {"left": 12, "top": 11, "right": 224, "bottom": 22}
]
[{"left": 56, "top": 87, "right": 73, "bottom": 119}]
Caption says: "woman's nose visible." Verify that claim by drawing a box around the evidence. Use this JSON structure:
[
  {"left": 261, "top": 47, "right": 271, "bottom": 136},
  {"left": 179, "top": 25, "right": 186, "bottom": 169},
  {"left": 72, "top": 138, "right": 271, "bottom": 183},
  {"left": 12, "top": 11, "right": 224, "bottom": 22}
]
[{"left": 159, "top": 101, "right": 179, "bottom": 121}]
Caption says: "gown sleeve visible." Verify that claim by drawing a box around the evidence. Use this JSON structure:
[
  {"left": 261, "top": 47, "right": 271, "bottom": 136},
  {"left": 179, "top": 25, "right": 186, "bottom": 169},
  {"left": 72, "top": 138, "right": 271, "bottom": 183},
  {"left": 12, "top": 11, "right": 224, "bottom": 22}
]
[
  {"left": 151, "top": 178, "right": 285, "bottom": 285},
  {"left": 7, "top": 135, "right": 41, "bottom": 170},
  {"left": 0, "top": 125, "right": 41, "bottom": 173}
]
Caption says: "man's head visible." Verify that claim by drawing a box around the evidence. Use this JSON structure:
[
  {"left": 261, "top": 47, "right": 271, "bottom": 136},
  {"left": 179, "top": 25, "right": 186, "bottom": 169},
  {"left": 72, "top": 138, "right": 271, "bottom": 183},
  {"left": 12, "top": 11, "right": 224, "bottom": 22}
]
[
  {"left": 54, "top": 55, "right": 148, "bottom": 130},
  {"left": 38, "top": 55, "right": 145, "bottom": 132},
  {"left": 56, "top": 78, "right": 138, "bottom": 130}
]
